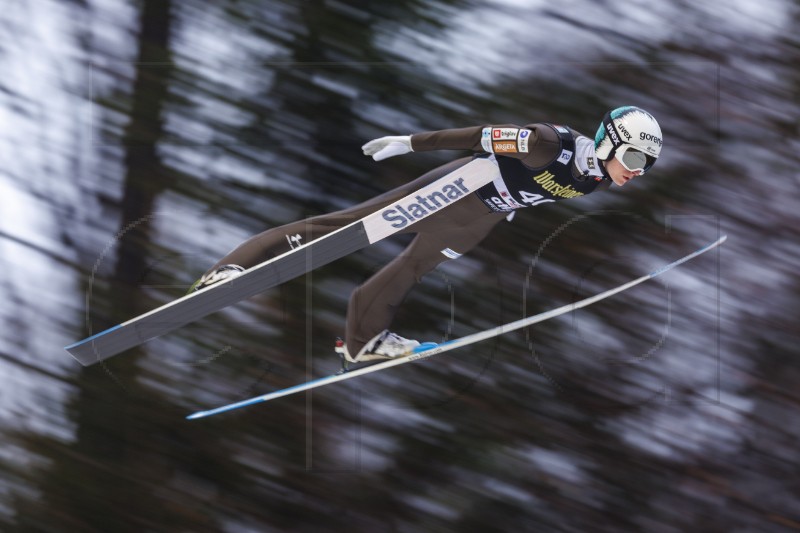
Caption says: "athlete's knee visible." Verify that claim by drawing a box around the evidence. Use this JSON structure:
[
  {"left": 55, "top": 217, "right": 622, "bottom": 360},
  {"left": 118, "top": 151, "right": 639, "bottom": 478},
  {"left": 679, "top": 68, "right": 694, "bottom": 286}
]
[{"left": 409, "top": 255, "right": 450, "bottom": 283}]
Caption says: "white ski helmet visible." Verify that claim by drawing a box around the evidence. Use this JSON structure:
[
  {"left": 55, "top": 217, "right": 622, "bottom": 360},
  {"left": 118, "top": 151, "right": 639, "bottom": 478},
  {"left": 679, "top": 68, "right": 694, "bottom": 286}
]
[{"left": 594, "top": 106, "right": 662, "bottom": 173}]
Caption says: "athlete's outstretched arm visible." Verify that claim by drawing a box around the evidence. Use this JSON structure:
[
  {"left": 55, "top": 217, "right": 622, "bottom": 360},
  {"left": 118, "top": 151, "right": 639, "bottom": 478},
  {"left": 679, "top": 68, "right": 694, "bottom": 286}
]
[{"left": 362, "top": 123, "right": 562, "bottom": 168}]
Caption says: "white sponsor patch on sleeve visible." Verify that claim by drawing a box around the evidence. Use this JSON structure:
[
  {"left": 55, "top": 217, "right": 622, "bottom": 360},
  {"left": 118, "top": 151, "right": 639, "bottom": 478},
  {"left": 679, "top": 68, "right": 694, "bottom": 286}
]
[
  {"left": 492, "top": 127, "right": 519, "bottom": 140},
  {"left": 441, "top": 248, "right": 462, "bottom": 259},
  {"left": 557, "top": 149, "right": 573, "bottom": 165},
  {"left": 481, "top": 127, "right": 493, "bottom": 152},
  {"left": 517, "top": 129, "right": 531, "bottom": 152}
]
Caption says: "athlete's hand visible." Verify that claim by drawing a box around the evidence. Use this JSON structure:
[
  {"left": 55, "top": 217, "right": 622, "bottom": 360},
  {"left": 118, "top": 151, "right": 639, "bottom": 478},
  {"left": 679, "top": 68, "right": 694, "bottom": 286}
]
[{"left": 361, "top": 135, "right": 413, "bottom": 161}]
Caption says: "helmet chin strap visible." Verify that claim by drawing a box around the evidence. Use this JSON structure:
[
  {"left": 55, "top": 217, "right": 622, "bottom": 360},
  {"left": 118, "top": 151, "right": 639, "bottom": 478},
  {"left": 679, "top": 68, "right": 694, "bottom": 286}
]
[{"left": 598, "top": 156, "right": 612, "bottom": 181}]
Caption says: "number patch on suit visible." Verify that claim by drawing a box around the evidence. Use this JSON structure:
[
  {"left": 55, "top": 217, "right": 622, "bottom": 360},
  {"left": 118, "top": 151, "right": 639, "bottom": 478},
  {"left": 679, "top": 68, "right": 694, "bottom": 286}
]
[{"left": 519, "top": 191, "right": 555, "bottom": 206}]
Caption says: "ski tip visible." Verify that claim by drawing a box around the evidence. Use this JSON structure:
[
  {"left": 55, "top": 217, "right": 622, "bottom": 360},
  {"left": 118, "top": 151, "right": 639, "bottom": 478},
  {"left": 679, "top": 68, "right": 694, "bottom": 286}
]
[
  {"left": 186, "top": 411, "right": 207, "bottom": 420},
  {"left": 706, "top": 234, "right": 728, "bottom": 250}
]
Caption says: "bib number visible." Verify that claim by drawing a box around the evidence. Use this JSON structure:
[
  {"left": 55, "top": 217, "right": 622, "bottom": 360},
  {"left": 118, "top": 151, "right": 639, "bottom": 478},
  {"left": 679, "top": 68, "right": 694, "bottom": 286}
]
[{"left": 519, "top": 191, "right": 555, "bottom": 206}]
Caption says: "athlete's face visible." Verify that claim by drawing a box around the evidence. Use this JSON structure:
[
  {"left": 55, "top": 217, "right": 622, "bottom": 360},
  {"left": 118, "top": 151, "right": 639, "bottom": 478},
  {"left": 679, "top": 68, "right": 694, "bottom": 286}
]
[{"left": 604, "top": 157, "right": 642, "bottom": 187}]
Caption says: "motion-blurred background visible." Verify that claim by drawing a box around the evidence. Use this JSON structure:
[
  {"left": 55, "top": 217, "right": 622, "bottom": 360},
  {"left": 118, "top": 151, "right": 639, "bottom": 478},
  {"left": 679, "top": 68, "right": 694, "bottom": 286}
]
[{"left": 1, "top": 0, "right": 798, "bottom": 531}]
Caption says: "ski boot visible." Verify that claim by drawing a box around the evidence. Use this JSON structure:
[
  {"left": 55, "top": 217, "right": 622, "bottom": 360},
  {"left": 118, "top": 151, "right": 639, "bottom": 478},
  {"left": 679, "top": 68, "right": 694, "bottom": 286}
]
[
  {"left": 334, "top": 330, "right": 422, "bottom": 373},
  {"left": 188, "top": 264, "right": 245, "bottom": 293}
]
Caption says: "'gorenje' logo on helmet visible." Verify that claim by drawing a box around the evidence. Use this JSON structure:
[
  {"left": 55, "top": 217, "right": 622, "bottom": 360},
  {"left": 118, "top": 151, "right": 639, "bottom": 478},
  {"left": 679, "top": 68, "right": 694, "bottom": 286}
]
[{"left": 640, "top": 132, "right": 662, "bottom": 147}]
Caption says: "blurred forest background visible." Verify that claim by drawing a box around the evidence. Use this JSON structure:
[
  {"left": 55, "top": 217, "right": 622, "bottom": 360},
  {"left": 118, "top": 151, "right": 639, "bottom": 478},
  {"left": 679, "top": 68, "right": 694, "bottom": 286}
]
[{"left": 1, "top": 0, "right": 798, "bottom": 531}]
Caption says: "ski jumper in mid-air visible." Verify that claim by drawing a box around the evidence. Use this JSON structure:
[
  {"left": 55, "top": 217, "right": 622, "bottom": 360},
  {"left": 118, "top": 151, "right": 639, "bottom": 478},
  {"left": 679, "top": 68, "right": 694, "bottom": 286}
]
[{"left": 191, "top": 106, "right": 663, "bottom": 362}]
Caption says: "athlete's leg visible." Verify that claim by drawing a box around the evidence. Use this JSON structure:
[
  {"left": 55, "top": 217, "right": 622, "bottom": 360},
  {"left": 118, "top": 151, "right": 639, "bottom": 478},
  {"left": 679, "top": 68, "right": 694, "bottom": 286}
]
[
  {"left": 205, "top": 217, "right": 344, "bottom": 272},
  {"left": 205, "top": 157, "right": 474, "bottom": 274},
  {"left": 345, "top": 194, "right": 507, "bottom": 355}
]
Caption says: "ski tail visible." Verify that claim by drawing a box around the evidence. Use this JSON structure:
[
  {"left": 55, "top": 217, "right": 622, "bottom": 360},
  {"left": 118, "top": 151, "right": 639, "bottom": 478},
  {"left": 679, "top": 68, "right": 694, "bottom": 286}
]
[{"left": 186, "top": 234, "right": 726, "bottom": 420}]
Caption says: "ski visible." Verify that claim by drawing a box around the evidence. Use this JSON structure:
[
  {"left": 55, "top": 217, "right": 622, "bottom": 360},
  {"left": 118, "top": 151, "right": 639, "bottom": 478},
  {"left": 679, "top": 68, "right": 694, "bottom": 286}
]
[
  {"left": 66, "top": 157, "right": 500, "bottom": 366},
  {"left": 186, "top": 234, "right": 726, "bottom": 420}
]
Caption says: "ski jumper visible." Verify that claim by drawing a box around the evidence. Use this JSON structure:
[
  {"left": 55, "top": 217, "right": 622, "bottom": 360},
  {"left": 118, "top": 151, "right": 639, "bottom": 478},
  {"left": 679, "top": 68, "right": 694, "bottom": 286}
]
[{"left": 208, "top": 123, "right": 610, "bottom": 354}]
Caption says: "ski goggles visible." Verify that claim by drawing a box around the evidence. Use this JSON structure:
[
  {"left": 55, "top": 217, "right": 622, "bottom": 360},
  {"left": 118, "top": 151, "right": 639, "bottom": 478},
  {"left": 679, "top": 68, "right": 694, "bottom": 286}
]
[{"left": 615, "top": 144, "right": 657, "bottom": 173}]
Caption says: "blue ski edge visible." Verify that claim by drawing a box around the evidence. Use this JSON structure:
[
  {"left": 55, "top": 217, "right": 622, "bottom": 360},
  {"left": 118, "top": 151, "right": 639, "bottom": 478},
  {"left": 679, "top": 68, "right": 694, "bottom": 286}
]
[
  {"left": 412, "top": 342, "right": 439, "bottom": 353},
  {"left": 64, "top": 324, "right": 123, "bottom": 350},
  {"left": 187, "top": 345, "right": 440, "bottom": 420},
  {"left": 186, "top": 373, "right": 344, "bottom": 420}
]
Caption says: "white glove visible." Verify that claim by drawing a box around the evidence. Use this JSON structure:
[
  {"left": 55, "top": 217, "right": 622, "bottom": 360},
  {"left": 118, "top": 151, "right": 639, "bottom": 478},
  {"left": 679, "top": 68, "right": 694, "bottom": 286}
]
[{"left": 361, "top": 135, "right": 413, "bottom": 161}]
